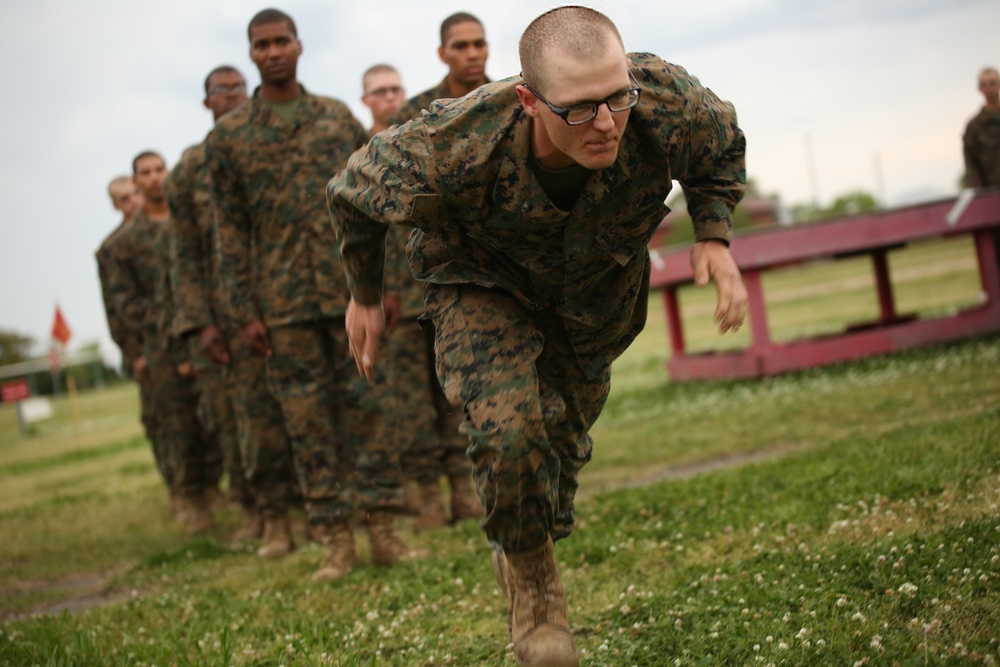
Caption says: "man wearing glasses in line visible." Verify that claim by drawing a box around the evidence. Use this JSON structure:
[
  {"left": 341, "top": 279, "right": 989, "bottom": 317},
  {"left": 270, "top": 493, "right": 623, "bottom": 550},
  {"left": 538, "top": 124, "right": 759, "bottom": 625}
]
[
  {"left": 329, "top": 7, "right": 748, "bottom": 665},
  {"left": 360, "top": 63, "right": 406, "bottom": 137}
]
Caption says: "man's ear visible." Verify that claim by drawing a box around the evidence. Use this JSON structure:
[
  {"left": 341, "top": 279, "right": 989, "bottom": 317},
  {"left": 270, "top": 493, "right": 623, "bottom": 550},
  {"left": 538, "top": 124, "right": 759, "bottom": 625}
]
[
  {"left": 437, "top": 45, "right": 447, "bottom": 65},
  {"left": 516, "top": 84, "right": 539, "bottom": 117}
]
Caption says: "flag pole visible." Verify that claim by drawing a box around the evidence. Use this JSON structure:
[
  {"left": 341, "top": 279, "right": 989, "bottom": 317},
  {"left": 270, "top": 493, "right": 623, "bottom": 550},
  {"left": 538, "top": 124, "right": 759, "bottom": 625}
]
[{"left": 62, "top": 345, "right": 82, "bottom": 436}]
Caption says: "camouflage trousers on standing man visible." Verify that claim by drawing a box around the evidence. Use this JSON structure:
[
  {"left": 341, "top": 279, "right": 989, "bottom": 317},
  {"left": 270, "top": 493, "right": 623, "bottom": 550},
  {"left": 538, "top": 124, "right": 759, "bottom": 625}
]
[
  {"left": 224, "top": 333, "right": 299, "bottom": 516},
  {"left": 264, "top": 320, "right": 404, "bottom": 526}
]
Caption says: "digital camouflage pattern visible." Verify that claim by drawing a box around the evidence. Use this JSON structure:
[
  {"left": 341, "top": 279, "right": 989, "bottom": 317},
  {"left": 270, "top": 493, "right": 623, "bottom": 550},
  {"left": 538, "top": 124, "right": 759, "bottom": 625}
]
[
  {"left": 97, "top": 217, "right": 160, "bottom": 477},
  {"left": 166, "top": 139, "right": 299, "bottom": 513},
  {"left": 104, "top": 209, "right": 182, "bottom": 489},
  {"left": 386, "top": 320, "right": 444, "bottom": 483},
  {"left": 265, "top": 322, "right": 403, "bottom": 524},
  {"left": 330, "top": 53, "right": 744, "bottom": 379},
  {"left": 329, "top": 52, "right": 745, "bottom": 551},
  {"left": 207, "top": 86, "right": 368, "bottom": 328},
  {"left": 427, "top": 284, "right": 605, "bottom": 551},
  {"left": 166, "top": 141, "right": 220, "bottom": 337},
  {"left": 383, "top": 77, "right": 485, "bottom": 487},
  {"left": 151, "top": 213, "right": 223, "bottom": 499},
  {"left": 387, "top": 77, "right": 453, "bottom": 130},
  {"left": 96, "top": 219, "right": 144, "bottom": 373},
  {"left": 106, "top": 208, "right": 222, "bottom": 500},
  {"left": 208, "top": 85, "right": 401, "bottom": 525},
  {"left": 224, "top": 336, "right": 300, "bottom": 515},
  {"left": 964, "top": 108, "right": 1000, "bottom": 188}
]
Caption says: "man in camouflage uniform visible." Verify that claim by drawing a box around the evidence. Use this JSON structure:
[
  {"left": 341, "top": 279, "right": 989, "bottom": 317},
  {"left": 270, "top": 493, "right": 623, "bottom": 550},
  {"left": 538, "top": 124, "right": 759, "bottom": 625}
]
[
  {"left": 329, "top": 7, "right": 748, "bottom": 665},
  {"left": 360, "top": 64, "right": 406, "bottom": 137},
  {"left": 96, "top": 177, "right": 164, "bottom": 484},
  {"left": 963, "top": 66, "right": 1000, "bottom": 264},
  {"left": 107, "top": 151, "right": 221, "bottom": 535},
  {"left": 167, "top": 65, "right": 300, "bottom": 547},
  {"left": 380, "top": 12, "right": 491, "bottom": 529},
  {"left": 208, "top": 8, "right": 422, "bottom": 583}
]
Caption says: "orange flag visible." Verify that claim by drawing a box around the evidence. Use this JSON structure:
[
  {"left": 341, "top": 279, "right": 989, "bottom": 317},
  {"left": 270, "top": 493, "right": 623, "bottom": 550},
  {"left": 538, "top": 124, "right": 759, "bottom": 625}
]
[{"left": 51, "top": 306, "right": 72, "bottom": 346}]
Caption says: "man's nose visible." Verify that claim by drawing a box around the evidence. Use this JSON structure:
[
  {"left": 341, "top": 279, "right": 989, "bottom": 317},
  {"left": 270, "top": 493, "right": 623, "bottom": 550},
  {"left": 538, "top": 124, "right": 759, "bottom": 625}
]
[{"left": 592, "top": 103, "right": 615, "bottom": 130}]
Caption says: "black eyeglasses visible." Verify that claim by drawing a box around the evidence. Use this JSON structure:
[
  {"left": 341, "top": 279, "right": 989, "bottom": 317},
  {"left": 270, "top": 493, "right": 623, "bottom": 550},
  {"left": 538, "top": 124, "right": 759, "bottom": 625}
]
[{"left": 521, "top": 70, "right": 641, "bottom": 126}]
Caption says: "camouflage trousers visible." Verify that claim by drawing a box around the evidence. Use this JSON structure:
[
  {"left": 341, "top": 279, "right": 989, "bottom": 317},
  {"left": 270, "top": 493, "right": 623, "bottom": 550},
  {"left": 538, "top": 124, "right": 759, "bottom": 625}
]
[
  {"left": 225, "top": 334, "right": 299, "bottom": 515},
  {"left": 145, "top": 344, "right": 221, "bottom": 499},
  {"left": 427, "top": 284, "right": 608, "bottom": 553},
  {"left": 387, "top": 319, "right": 471, "bottom": 484},
  {"left": 193, "top": 353, "right": 254, "bottom": 510},
  {"left": 265, "top": 320, "right": 404, "bottom": 525},
  {"left": 137, "top": 376, "right": 168, "bottom": 486}
]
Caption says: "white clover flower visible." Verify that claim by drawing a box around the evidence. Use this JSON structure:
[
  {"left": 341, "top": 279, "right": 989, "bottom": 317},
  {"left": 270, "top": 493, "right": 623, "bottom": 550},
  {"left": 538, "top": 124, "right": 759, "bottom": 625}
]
[
  {"left": 778, "top": 642, "right": 789, "bottom": 650},
  {"left": 898, "top": 583, "right": 918, "bottom": 597}
]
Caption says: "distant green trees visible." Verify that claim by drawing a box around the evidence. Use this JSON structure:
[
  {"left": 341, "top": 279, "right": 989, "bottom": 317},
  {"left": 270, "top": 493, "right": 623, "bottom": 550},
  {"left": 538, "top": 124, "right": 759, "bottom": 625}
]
[{"left": 0, "top": 329, "right": 34, "bottom": 366}]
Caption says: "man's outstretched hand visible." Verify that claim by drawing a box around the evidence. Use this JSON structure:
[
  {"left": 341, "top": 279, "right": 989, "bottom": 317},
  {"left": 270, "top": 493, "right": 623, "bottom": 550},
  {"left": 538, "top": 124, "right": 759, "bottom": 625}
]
[
  {"left": 345, "top": 299, "right": 386, "bottom": 381},
  {"left": 691, "top": 239, "right": 748, "bottom": 334}
]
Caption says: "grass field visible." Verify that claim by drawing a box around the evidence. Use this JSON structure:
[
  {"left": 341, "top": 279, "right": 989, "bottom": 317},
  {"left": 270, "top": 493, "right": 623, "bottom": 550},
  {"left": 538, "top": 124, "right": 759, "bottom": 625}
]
[{"left": 1, "top": 237, "right": 998, "bottom": 666}]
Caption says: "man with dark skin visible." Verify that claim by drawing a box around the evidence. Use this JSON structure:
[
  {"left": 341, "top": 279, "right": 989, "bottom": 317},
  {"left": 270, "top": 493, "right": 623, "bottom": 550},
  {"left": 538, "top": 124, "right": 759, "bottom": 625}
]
[
  {"left": 208, "top": 8, "right": 421, "bottom": 582},
  {"left": 108, "top": 152, "right": 221, "bottom": 534},
  {"left": 169, "top": 65, "right": 303, "bottom": 548},
  {"left": 391, "top": 12, "right": 490, "bottom": 123}
]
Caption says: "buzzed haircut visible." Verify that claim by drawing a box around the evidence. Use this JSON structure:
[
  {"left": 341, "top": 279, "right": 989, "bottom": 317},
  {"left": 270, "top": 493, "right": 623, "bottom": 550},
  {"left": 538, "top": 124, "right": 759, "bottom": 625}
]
[
  {"left": 132, "top": 150, "right": 164, "bottom": 175},
  {"left": 440, "top": 12, "right": 482, "bottom": 46},
  {"left": 248, "top": 8, "right": 297, "bottom": 40},
  {"left": 980, "top": 67, "right": 999, "bottom": 79},
  {"left": 107, "top": 175, "right": 131, "bottom": 199},
  {"left": 204, "top": 65, "right": 243, "bottom": 96},
  {"left": 519, "top": 6, "right": 624, "bottom": 92},
  {"left": 362, "top": 63, "right": 399, "bottom": 93}
]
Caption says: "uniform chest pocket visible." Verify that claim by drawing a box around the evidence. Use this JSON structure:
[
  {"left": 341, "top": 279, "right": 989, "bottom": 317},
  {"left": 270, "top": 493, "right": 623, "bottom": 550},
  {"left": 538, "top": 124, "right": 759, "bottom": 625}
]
[{"left": 596, "top": 199, "right": 669, "bottom": 266}]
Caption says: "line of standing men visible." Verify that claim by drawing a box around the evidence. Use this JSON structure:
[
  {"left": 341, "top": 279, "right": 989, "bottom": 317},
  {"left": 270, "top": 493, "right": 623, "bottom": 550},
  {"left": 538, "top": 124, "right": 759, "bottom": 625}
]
[{"left": 95, "top": 8, "right": 492, "bottom": 583}]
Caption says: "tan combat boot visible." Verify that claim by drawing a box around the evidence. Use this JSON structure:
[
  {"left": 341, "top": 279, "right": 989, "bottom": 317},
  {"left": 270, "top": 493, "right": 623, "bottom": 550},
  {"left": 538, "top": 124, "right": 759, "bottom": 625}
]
[
  {"left": 448, "top": 474, "right": 484, "bottom": 524},
  {"left": 413, "top": 480, "right": 448, "bottom": 530},
  {"left": 231, "top": 506, "right": 263, "bottom": 544},
  {"left": 504, "top": 537, "right": 579, "bottom": 667},
  {"left": 367, "top": 510, "right": 429, "bottom": 566},
  {"left": 178, "top": 493, "right": 214, "bottom": 536},
  {"left": 311, "top": 522, "right": 357, "bottom": 583},
  {"left": 256, "top": 511, "right": 295, "bottom": 559}
]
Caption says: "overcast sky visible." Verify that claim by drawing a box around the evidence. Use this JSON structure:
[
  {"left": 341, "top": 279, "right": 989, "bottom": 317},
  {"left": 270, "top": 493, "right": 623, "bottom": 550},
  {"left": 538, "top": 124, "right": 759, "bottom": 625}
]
[{"left": 0, "top": 0, "right": 996, "bottom": 366}]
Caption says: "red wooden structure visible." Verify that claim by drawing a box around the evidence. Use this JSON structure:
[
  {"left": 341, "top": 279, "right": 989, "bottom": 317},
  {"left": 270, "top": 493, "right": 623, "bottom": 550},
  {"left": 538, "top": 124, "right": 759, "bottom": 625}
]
[{"left": 648, "top": 192, "right": 1000, "bottom": 380}]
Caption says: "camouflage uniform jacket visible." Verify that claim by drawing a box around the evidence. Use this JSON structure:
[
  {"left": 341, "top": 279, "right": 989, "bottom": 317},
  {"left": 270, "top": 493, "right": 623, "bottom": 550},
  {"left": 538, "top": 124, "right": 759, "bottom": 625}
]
[
  {"left": 207, "top": 85, "right": 368, "bottom": 329},
  {"left": 329, "top": 53, "right": 746, "bottom": 378},
  {"left": 386, "top": 77, "right": 491, "bottom": 317},
  {"left": 166, "top": 139, "right": 223, "bottom": 337},
  {"left": 105, "top": 208, "right": 169, "bottom": 351},
  {"left": 964, "top": 107, "right": 1000, "bottom": 188},
  {"left": 389, "top": 77, "right": 456, "bottom": 127},
  {"left": 96, "top": 219, "right": 143, "bottom": 370}
]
